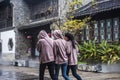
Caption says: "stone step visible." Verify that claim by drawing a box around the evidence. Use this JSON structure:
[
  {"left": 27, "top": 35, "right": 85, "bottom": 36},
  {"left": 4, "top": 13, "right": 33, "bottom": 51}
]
[
  {"left": 28, "top": 60, "right": 39, "bottom": 68},
  {"left": 13, "top": 60, "right": 29, "bottom": 67},
  {"left": 78, "top": 63, "right": 120, "bottom": 73},
  {"left": 0, "top": 59, "right": 13, "bottom": 66},
  {"left": 13, "top": 60, "right": 39, "bottom": 68}
]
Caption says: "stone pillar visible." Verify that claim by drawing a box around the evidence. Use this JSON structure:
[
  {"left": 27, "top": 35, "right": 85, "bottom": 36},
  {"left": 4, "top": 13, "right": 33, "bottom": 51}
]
[
  {"left": 11, "top": 0, "right": 31, "bottom": 59},
  {"left": 14, "top": 29, "right": 31, "bottom": 59},
  {"left": 58, "top": 0, "right": 68, "bottom": 20},
  {"left": 50, "top": 0, "right": 69, "bottom": 32}
]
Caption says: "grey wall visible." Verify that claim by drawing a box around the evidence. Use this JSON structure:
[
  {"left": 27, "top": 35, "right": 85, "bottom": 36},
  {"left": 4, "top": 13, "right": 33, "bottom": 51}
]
[
  {"left": 11, "top": 0, "right": 30, "bottom": 27},
  {"left": 14, "top": 29, "right": 31, "bottom": 59},
  {"left": 11, "top": 0, "right": 31, "bottom": 59}
]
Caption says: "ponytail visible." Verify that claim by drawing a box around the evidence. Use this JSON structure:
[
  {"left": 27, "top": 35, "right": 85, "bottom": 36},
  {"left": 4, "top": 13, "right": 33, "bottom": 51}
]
[{"left": 71, "top": 40, "right": 76, "bottom": 49}]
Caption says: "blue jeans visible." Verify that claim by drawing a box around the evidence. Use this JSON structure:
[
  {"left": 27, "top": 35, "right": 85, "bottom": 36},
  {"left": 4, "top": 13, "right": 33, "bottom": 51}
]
[
  {"left": 67, "top": 65, "right": 82, "bottom": 80},
  {"left": 55, "top": 63, "right": 70, "bottom": 80}
]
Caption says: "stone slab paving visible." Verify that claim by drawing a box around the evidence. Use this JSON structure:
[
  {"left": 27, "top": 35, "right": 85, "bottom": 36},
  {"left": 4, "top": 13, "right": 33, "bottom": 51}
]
[
  {"left": 0, "top": 65, "right": 120, "bottom": 80},
  {"left": 0, "top": 70, "right": 38, "bottom": 80}
]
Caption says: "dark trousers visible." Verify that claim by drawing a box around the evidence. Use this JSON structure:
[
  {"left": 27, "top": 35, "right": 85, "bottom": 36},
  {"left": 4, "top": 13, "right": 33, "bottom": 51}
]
[
  {"left": 67, "top": 65, "right": 82, "bottom": 80},
  {"left": 39, "top": 61, "right": 56, "bottom": 80}
]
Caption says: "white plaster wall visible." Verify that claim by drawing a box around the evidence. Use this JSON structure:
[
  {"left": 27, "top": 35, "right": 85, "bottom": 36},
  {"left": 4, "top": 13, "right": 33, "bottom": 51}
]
[{"left": 1, "top": 30, "right": 15, "bottom": 54}]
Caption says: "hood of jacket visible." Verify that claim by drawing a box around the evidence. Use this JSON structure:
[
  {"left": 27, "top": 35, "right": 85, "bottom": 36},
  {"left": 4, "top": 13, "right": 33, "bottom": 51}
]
[
  {"left": 37, "top": 30, "right": 49, "bottom": 39},
  {"left": 53, "top": 30, "right": 63, "bottom": 39}
]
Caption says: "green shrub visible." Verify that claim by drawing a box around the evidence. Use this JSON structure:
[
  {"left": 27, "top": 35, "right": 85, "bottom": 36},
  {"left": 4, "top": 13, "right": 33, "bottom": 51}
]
[{"left": 78, "top": 40, "right": 120, "bottom": 64}]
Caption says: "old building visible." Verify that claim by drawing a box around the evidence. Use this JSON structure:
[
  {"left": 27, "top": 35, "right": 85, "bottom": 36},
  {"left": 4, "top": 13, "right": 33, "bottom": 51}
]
[
  {"left": 0, "top": 0, "right": 119, "bottom": 67},
  {"left": 0, "top": 0, "right": 68, "bottom": 66},
  {"left": 74, "top": 0, "right": 120, "bottom": 43},
  {"left": 0, "top": 0, "right": 14, "bottom": 62}
]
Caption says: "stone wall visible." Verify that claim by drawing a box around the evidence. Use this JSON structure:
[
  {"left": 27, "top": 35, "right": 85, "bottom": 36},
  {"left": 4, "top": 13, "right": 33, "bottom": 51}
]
[
  {"left": 50, "top": 0, "right": 69, "bottom": 32},
  {"left": 10, "top": 0, "right": 31, "bottom": 59},
  {"left": 10, "top": 0, "right": 30, "bottom": 27},
  {"left": 78, "top": 63, "right": 120, "bottom": 73},
  {"left": 58, "top": 0, "right": 68, "bottom": 21},
  {"left": 15, "top": 29, "right": 31, "bottom": 59}
]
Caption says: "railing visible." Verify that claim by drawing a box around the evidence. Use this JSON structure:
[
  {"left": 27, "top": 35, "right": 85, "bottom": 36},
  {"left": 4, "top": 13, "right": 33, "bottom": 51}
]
[
  {"left": 28, "top": 0, "right": 58, "bottom": 22},
  {"left": 31, "top": 12, "right": 58, "bottom": 22}
]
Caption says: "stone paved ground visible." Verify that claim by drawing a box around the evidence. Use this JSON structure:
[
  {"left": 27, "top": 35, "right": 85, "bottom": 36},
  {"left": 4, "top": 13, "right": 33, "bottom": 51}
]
[{"left": 0, "top": 65, "right": 120, "bottom": 80}]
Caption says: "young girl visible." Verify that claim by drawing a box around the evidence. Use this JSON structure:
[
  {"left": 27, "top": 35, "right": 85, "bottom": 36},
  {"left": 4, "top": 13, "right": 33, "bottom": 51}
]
[
  {"left": 53, "top": 30, "right": 70, "bottom": 80},
  {"left": 65, "top": 33, "right": 82, "bottom": 80}
]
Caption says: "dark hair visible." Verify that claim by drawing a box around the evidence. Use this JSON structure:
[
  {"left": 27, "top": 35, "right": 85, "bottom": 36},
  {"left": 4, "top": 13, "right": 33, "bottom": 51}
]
[{"left": 65, "top": 33, "right": 75, "bottom": 48}]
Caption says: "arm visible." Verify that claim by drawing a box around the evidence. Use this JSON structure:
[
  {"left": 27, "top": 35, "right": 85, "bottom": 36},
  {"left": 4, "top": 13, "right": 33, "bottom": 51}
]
[
  {"left": 66, "top": 41, "right": 71, "bottom": 55},
  {"left": 36, "top": 40, "right": 42, "bottom": 53},
  {"left": 53, "top": 41, "right": 57, "bottom": 58}
]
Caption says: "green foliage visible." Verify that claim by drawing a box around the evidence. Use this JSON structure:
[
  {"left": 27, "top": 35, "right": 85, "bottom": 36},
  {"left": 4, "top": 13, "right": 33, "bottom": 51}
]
[
  {"left": 99, "top": 41, "right": 120, "bottom": 64},
  {"left": 60, "top": 0, "right": 90, "bottom": 35},
  {"left": 62, "top": 17, "right": 90, "bottom": 35},
  {"left": 78, "top": 40, "right": 101, "bottom": 64},
  {"left": 68, "top": 0, "right": 83, "bottom": 12},
  {"left": 78, "top": 40, "right": 120, "bottom": 64}
]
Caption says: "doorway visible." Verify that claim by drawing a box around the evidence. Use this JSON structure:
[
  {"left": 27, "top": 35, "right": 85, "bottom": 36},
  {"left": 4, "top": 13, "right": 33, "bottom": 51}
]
[{"left": 21, "top": 24, "right": 51, "bottom": 58}]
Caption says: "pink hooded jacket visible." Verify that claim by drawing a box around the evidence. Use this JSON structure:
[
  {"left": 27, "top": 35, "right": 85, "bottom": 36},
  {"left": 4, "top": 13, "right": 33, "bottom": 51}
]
[
  {"left": 66, "top": 41, "right": 79, "bottom": 65},
  {"left": 53, "top": 30, "right": 68, "bottom": 64},
  {"left": 36, "top": 30, "right": 54, "bottom": 64}
]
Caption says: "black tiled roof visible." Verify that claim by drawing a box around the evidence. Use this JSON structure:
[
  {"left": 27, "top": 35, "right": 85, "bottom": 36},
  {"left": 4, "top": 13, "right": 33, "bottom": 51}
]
[
  {"left": 74, "top": 0, "right": 120, "bottom": 17},
  {"left": 0, "top": 0, "right": 10, "bottom": 6},
  {"left": 0, "top": 0, "right": 4, "bottom": 3},
  {"left": 18, "top": 17, "right": 58, "bottom": 30}
]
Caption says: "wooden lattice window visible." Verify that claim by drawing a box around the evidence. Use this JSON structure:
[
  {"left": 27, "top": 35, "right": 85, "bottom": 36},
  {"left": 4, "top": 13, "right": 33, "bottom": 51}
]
[
  {"left": 85, "top": 24, "right": 90, "bottom": 41},
  {"left": 106, "top": 19, "right": 112, "bottom": 42},
  {"left": 80, "top": 30, "right": 84, "bottom": 41},
  {"left": 100, "top": 20, "right": 105, "bottom": 42},
  {"left": 29, "top": 0, "right": 58, "bottom": 21},
  {"left": 113, "top": 18, "right": 119, "bottom": 41},
  {"left": 94, "top": 21, "right": 99, "bottom": 42}
]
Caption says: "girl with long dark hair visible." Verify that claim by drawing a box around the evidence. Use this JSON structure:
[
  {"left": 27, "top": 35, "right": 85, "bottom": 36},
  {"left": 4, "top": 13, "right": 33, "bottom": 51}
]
[{"left": 64, "top": 33, "right": 82, "bottom": 80}]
